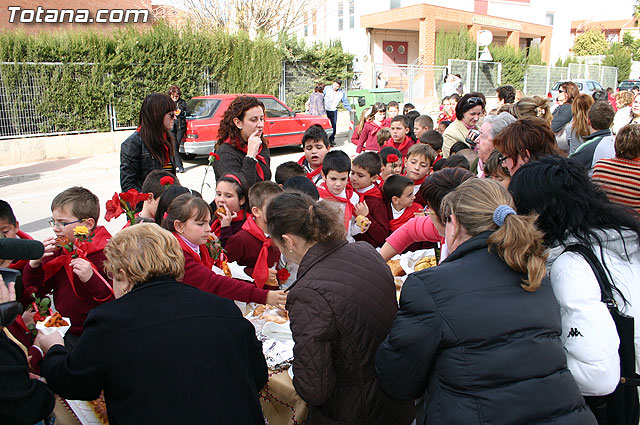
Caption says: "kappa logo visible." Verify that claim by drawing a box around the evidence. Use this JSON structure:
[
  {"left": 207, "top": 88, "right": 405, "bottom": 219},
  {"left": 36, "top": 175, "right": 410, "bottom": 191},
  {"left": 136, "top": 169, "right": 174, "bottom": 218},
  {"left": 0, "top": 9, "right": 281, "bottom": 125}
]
[{"left": 567, "top": 328, "right": 584, "bottom": 338}]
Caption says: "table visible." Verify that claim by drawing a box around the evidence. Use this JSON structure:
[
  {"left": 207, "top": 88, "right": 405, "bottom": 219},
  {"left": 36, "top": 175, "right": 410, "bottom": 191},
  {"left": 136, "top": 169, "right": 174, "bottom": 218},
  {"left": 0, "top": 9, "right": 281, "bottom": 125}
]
[{"left": 260, "top": 367, "right": 308, "bottom": 425}]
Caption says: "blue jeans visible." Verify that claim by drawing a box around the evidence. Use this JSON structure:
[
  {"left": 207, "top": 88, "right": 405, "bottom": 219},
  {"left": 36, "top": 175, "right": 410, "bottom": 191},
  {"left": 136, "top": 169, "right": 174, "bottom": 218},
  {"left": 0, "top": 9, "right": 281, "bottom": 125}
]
[{"left": 326, "top": 110, "right": 338, "bottom": 143}]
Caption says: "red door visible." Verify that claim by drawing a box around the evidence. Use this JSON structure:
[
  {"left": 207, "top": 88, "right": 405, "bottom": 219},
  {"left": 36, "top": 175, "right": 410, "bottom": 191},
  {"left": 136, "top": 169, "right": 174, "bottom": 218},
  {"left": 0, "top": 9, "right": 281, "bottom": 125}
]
[{"left": 382, "top": 41, "right": 408, "bottom": 65}]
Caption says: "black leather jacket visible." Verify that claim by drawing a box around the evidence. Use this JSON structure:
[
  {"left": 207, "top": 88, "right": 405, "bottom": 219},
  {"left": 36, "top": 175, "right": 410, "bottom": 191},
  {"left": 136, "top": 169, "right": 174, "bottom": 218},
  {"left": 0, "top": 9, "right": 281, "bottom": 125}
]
[{"left": 120, "top": 131, "right": 174, "bottom": 192}]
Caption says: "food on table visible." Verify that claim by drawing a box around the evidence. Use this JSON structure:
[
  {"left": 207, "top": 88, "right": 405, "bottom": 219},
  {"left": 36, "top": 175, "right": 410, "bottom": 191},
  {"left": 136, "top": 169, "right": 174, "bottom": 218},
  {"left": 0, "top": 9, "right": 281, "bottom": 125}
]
[
  {"left": 387, "top": 259, "right": 405, "bottom": 277},
  {"left": 252, "top": 305, "right": 289, "bottom": 324},
  {"left": 89, "top": 393, "right": 109, "bottom": 424},
  {"left": 44, "top": 312, "right": 69, "bottom": 327},
  {"left": 215, "top": 206, "right": 227, "bottom": 219},
  {"left": 220, "top": 260, "right": 232, "bottom": 277},
  {"left": 394, "top": 277, "right": 403, "bottom": 292},
  {"left": 355, "top": 215, "right": 370, "bottom": 231},
  {"left": 253, "top": 305, "right": 268, "bottom": 316},
  {"left": 414, "top": 256, "right": 438, "bottom": 271}
]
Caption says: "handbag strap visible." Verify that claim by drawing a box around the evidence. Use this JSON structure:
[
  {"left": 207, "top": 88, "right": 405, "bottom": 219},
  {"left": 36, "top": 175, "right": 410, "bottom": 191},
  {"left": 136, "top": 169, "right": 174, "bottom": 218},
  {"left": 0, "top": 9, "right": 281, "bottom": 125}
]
[{"left": 564, "top": 244, "right": 616, "bottom": 308}]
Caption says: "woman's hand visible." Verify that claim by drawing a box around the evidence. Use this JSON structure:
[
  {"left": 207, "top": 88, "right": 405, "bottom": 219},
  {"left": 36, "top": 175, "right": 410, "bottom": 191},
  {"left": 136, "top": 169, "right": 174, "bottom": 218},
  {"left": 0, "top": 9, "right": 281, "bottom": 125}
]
[
  {"left": 29, "top": 237, "right": 56, "bottom": 268},
  {"left": 266, "top": 290, "right": 287, "bottom": 310},
  {"left": 0, "top": 275, "right": 15, "bottom": 303},
  {"left": 247, "top": 129, "right": 262, "bottom": 158},
  {"left": 34, "top": 331, "right": 64, "bottom": 354},
  {"left": 70, "top": 258, "right": 94, "bottom": 283}
]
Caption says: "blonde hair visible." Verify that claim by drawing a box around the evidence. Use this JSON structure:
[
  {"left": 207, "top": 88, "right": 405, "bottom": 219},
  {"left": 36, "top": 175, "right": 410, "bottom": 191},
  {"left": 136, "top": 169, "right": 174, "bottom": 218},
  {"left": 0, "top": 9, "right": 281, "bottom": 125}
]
[
  {"left": 615, "top": 90, "right": 634, "bottom": 108},
  {"left": 104, "top": 223, "right": 184, "bottom": 285},
  {"left": 511, "top": 96, "right": 552, "bottom": 127},
  {"left": 441, "top": 179, "right": 547, "bottom": 291},
  {"left": 356, "top": 108, "right": 371, "bottom": 134},
  {"left": 571, "top": 94, "right": 595, "bottom": 139}
]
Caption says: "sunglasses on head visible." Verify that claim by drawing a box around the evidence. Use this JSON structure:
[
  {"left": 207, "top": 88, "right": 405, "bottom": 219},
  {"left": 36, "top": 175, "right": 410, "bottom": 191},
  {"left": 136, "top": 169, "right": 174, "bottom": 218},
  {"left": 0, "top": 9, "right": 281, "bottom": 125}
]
[
  {"left": 466, "top": 96, "right": 483, "bottom": 106},
  {"left": 167, "top": 111, "right": 176, "bottom": 118}
]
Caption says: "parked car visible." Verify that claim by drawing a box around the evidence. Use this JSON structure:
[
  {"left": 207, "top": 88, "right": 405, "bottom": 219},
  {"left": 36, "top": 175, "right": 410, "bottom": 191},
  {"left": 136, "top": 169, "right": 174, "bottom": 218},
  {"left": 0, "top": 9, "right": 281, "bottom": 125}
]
[
  {"left": 180, "top": 94, "right": 333, "bottom": 157},
  {"left": 617, "top": 79, "right": 640, "bottom": 92},
  {"left": 547, "top": 79, "right": 604, "bottom": 102}
]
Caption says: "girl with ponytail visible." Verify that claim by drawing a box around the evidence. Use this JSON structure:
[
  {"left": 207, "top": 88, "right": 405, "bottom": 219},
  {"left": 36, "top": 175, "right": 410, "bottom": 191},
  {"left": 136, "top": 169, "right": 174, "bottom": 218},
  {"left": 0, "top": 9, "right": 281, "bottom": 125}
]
[
  {"left": 376, "top": 178, "right": 595, "bottom": 425},
  {"left": 265, "top": 192, "right": 414, "bottom": 424}
]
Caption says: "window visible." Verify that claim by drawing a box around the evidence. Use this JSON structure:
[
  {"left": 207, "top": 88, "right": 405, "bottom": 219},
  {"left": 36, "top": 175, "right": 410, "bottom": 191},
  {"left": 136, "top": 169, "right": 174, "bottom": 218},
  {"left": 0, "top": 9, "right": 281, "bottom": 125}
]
[
  {"left": 545, "top": 12, "right": 554, "bottom": 26},
  {"left": 259, "top": 98, "right": 291, "bottom": 118},
  {"left": 338, "top": 1, "right": 343, "bottom": 31},
  {"left": 349, "top": 0, "right": 354, "bottom": 14},
  {"left": 312, "top": 10, "right": 317, "bottom": 35},
  {"left": 304, "top": 12, "right": 308, "bottom": 36},
  {"left": 390, "top": 0, "right": 401, "bottom": 9},
  {"left": 349, "top": 0, "right": 354, "bottom": 29},
  {"left": 349, "top": 16, "right": 354, "bottom": 29}
]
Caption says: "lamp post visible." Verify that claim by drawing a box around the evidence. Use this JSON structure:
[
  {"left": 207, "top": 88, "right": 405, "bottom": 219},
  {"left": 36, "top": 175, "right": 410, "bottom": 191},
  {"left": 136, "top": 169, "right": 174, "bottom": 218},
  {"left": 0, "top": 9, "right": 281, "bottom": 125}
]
[{"left": 475, "top": 30, "right": 493, "bottom": 92}]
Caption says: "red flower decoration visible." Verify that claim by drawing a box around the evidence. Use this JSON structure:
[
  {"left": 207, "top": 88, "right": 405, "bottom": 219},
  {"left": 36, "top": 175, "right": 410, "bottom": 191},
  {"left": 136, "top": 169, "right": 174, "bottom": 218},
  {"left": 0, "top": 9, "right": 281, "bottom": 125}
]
[
  {"left": 276, "top": 268, "right": 290, "bottom": 283},
  {"left": 160, "top": 176, "right": 175, "bottom": 186},
  {"left": 119, "top": 189, "right": 151, "bottom": 209},
  {"left": 104, "top": 192, "right": 124, "bottom": 222},
  {"left": 387, "top": 154, "right": 400, "bottom": 163},
  {"left": 209, "top": 152, "right": 220, "bottom": 162}
]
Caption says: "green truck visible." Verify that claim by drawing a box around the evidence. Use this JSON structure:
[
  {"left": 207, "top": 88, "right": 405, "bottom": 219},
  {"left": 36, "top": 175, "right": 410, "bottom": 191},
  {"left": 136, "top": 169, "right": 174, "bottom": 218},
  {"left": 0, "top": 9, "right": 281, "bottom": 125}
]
[{"left": 347, "top": 88, "right": 404, "bottom": 120}]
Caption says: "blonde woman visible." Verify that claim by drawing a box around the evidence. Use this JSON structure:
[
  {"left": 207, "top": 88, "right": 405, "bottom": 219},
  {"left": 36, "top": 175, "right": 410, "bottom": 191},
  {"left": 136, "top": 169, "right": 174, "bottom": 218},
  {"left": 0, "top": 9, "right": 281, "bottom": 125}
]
[
  {"left": 376, "top": 179, "right": 595, "bottom": 424},
  {"left": 612, "top": 90, "right": 635, "bottom": 134},
  {"left": 567, "top": 94, "right": 595, "bottom": 154},
  {"left": 35, "top": 224, "right": 268, "bottom": 425},
  {"left": 510, "top": 96, "right": 553, "bottom": 127}
]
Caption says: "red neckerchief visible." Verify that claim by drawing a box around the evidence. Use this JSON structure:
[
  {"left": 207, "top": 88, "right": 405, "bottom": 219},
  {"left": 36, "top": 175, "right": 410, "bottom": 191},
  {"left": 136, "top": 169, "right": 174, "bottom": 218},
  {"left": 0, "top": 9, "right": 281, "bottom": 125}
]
[
  {"left": 9, "top": 230, "right": 33, "bottom": 271},
  {"left": 226, "top": 137, "right": 268, "bottom": 181},
  {"left": 318, "top": 182, "right": 357, "bottom": 231},
  {"left": 367, "top": 120, "right": 383, "bottom": 137},
  {"left": 42, "top": 226, "right": 113, "bottom": 302},
  {"left": 240, "top": 214, "right": 272, "bottom": 289},
  {"left": 389, "top": 203, "right": 423, "bottom": 231},
  {"left": 383, "top": 135, "right": 413, "bottom": 155},
  {"left": 356, "top": 184, "right": 383, "bottom": 199},
  {"left": 211, "top": 210, "right": 246, "bottom": 237},
  {"left": 174, "top": 232, "right": 214, "bottom": 269},
  {"left": 409, "top": 175, "right": 427, "bottom": 186},
  {"left": 297, "top": 156, "right": 322, "bottom": 181}
]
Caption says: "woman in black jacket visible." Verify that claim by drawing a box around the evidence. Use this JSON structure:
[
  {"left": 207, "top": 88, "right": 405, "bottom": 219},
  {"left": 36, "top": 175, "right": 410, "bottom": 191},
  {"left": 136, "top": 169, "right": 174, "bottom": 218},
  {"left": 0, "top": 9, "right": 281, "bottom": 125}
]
[
  {"left": 120, "top": 93, "right": 177, "bottom": 192},
  {"left": 169, "top": 85, "right": 188, "bottom": 173},
  {"left": 213, "top": 96, "right": 272, "bottom": 187},
  {"left": 375, "top": 179, "right": 596, "bottom": 425},
  {"left": 35, "top": 224, "right": 267, "bottom": 425}
]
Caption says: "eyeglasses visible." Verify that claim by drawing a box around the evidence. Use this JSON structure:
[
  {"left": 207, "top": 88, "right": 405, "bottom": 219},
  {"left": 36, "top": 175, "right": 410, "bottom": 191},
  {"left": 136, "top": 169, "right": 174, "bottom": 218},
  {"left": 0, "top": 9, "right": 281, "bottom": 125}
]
[
  {"left": 466, "top": 96, "right": 484, "bottom": 106},
  {"left": 49, "top": 218, "right": 83, "bottom": 228},
  {"left": 167, "top": 112, "right": 176, "bottom": 118}
]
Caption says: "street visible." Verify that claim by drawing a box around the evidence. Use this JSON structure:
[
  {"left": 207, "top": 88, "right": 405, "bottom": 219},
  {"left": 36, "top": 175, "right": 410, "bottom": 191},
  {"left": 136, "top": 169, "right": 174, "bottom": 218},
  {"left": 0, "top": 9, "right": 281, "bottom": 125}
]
[{"left": 0, "top": 132, "right": 356, "bottom": 242}]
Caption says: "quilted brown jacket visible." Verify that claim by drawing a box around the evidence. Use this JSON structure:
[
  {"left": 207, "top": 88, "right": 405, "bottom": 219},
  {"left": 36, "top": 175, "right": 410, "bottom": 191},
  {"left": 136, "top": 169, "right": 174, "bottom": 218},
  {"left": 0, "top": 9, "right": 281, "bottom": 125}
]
[{"left": 286, "top": 240, "right": 414, "bottom": 425}]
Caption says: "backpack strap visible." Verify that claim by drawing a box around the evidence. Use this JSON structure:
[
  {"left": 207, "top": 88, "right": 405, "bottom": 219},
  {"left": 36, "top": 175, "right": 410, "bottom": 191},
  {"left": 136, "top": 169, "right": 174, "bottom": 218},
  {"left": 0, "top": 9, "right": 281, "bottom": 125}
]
[{"left": 564, "top": 244, "right": 616, "bottom": 308}]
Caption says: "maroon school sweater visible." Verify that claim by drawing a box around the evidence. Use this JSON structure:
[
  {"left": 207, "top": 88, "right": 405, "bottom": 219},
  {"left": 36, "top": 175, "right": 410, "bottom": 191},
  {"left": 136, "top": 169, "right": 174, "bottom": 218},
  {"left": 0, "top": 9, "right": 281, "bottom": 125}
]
[
  {"left": 181, "top": 247, "right": 269, "bottom": 304},
  {"left": 22, "top": 249, "right": 114, "bottom": 336},
  {"left": 354, "top": 195, "right": 390, "bottom": 248},
  {"left": 226, "top": 229, "right": 281, "bottom": 285}
]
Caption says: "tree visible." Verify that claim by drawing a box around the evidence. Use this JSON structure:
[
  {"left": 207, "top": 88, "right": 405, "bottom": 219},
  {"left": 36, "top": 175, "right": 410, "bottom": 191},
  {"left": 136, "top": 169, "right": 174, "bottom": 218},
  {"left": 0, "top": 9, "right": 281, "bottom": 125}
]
[
  {"left": 603, "top": 43, "right": 632, "bottom": 82},
  {"left": 634, "top": 0, "right": 640, "bottom": 25},
  {"left": 183, "top": 0, "right": 316, "bottom": 37},
  {"left": 572, "top": 29, "right": 609, "bottom": 56}
]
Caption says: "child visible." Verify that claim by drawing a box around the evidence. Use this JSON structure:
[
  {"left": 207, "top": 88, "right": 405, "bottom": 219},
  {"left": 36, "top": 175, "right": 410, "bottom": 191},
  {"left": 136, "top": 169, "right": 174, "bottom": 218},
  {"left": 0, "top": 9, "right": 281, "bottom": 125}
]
[
  {"left": 275, "top": 161, "right": 305, "bottom": 187},
  {"left": 211, "top": 174, "right": 249, "bottom": 246},
  {"left": 484, "top": 150, "right": 511, "bottom": 189},
  {"left": 226, "top": 182, "right": 284, "bottom": 290},
  {"left": 379, "top": 147, "right": 403, "bottom": 182},
  {"left": 438, "top": 120, "right": 451, "bottom": 134},
  {"left": 318, "top": 151, "right": 369, "bottom": 242},
  {"left": 298, "top": 124, "right": 330, "bottom": 185},
  {"left": 357, "top": 102, "right": 386, "bottom": 153},
  {"left": 420, "top": 130, "right": 444, "bottom": 167},
  {"left": 283, "top": 176, "right": 320, "bottom": 200},
  {"left": 381, "top": 115, "right": 416, "bottom": 159},
  {"left": 383, "top": 100, "right": 400, "bottom": 125},
  {"left": 403, "top": 103, "right": 416, "bottom": 115},
  {"left": 351, "top": 152, "right": 389, "bottom": 248},
  {"left": 405, "top": 144, "right": 436, "bottom": 206},
  {"left": 377, "top": 127, "right": 391, "bottom": 149},
  {"left": 414, "top": 115, "right": 434, "bottom": 139},
  {"left": 137, "top": 170, "right": 180, "bottom": 224},
  {"left": 383, "top": 175, "right": 422, "bottom": 232},
  {"left": 162, "top": 193, "right": 286, "bottom": 306},
  {"left": 351, "top": 107, "right": 371, "bottom": 146},
  {"left": 0, "top": 200, "right": 33, "bottom": 271},
  {"left": 23, "top": 187, "right": 113, "bottom": 346}
]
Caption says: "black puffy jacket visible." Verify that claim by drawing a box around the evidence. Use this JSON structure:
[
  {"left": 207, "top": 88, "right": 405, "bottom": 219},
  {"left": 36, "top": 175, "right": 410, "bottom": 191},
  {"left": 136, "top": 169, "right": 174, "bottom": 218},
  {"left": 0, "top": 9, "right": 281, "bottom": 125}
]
[
  {"left": 375, "top": 232, "right": 596, "bottom": 425},
  {"left": 120, "top": 131, "right": 175, "bottom": 192}
]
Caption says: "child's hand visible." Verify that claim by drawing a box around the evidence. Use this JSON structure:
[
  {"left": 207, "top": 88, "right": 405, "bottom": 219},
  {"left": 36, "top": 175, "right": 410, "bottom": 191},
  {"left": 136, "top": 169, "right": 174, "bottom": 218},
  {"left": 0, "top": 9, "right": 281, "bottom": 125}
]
[
  {"left": 265, "top": 290, "right": 287, "bottom": 310},
  {"left": 29, "top": 237, "right": 56, "bottom": 268},
  {"left": 354, "top": 201, "right": 369, "bottom": 217},
  {"left": 220, "top": 207, "right": 237, "bottom": 227},
  {"left": 268, "top": 268, "right": 277, "bottom": 283},
  {"left": 70, "top": 258, "right": 94, "bottom": 282},
  {"left": 414, "top": 211, "right": 426, "bottom": 217},
  {"left": 359, "top": 220, "right": 371, "bottom": 234},
  {"left": 22, "top": 307, "right": 36, "bottom": 327}
]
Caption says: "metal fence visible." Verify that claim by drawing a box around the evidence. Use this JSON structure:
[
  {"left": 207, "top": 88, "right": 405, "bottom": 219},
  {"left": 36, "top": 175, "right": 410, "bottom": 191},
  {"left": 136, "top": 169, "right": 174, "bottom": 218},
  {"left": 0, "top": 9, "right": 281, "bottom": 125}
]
[
  {"left": 373, "top": 63, "right": 448, "bottom": 103},
  {"left": 568, "top": 63, "right": 618, "bottom": 90},
  {"left": 447, "top": 59, "right": 502, "bottom": 98},
  {"left": 523, "top": 65, "right": 570, "bottom": 97},
  {"left": 0, "top": 62, "right": 219, "bottom": 140}
]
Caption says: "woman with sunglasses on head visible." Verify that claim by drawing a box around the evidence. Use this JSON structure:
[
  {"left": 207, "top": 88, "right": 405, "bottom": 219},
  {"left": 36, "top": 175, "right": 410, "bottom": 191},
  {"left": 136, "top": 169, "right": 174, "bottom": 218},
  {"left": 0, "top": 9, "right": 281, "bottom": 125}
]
[
  {"left": 552, "top": 82, "right": 580, "bottom": 135},
  {"left": 442, "top": 92, "right": 485, "bottom": 158},
  {"left": 213, "top": 96, "right": 271, "bottom": 188},
  {"left": 120, "top": 93, "right": 177, "bottom": 192}
]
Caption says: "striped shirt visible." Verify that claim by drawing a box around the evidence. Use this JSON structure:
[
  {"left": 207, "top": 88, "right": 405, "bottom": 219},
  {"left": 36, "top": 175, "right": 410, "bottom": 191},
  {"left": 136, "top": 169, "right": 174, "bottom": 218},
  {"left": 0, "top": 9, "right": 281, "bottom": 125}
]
[{"left": 592, "top": 157, "right": 640, "bottom": 214}]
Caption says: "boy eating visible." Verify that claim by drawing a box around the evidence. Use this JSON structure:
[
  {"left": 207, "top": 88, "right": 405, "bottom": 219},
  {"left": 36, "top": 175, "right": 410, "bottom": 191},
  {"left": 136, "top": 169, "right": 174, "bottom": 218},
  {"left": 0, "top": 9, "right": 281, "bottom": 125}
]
[
  {"left": 318, "top": 151, "right": 369, "bottom": 242},
  {"left": 23, "top": 187, "right": 113, "bottom": 348},
  {"left": 351, "top": 152, "right": 389, "bottom": 247},
  {"left": 405, "top": 144, "right": 436, "bottom": 206},
  {"left": 298, "top": 124, "right": 330, "bottom": 185},
  {"left": 383, "top": 175, "right": 422, "bottom": 232},
  {"left": 382, "top": 115, "right": 416, "bottom": 159},
  {"left": 226, "top": 182, "right": 284, "bottom": 290}
]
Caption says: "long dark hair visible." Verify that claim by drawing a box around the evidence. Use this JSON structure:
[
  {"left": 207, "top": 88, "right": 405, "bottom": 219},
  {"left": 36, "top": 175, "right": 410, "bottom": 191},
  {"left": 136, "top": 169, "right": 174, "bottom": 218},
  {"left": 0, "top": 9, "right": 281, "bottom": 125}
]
[
  {"left": 216, "top": 96, "right": 267, "bottom": 150},
  {"left": 138, "top": 93, "right": 176, "bottom": 164},
  {"left": 509, "top": 156, "right": 640, "bottom": 249}
]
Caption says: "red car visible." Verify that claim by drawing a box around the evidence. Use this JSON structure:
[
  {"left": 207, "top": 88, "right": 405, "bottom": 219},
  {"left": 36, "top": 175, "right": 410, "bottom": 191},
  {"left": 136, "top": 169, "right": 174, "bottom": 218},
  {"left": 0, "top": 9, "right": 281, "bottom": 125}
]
[{"left": 181, "top": 94, "right": 333, "bottom": 156}]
